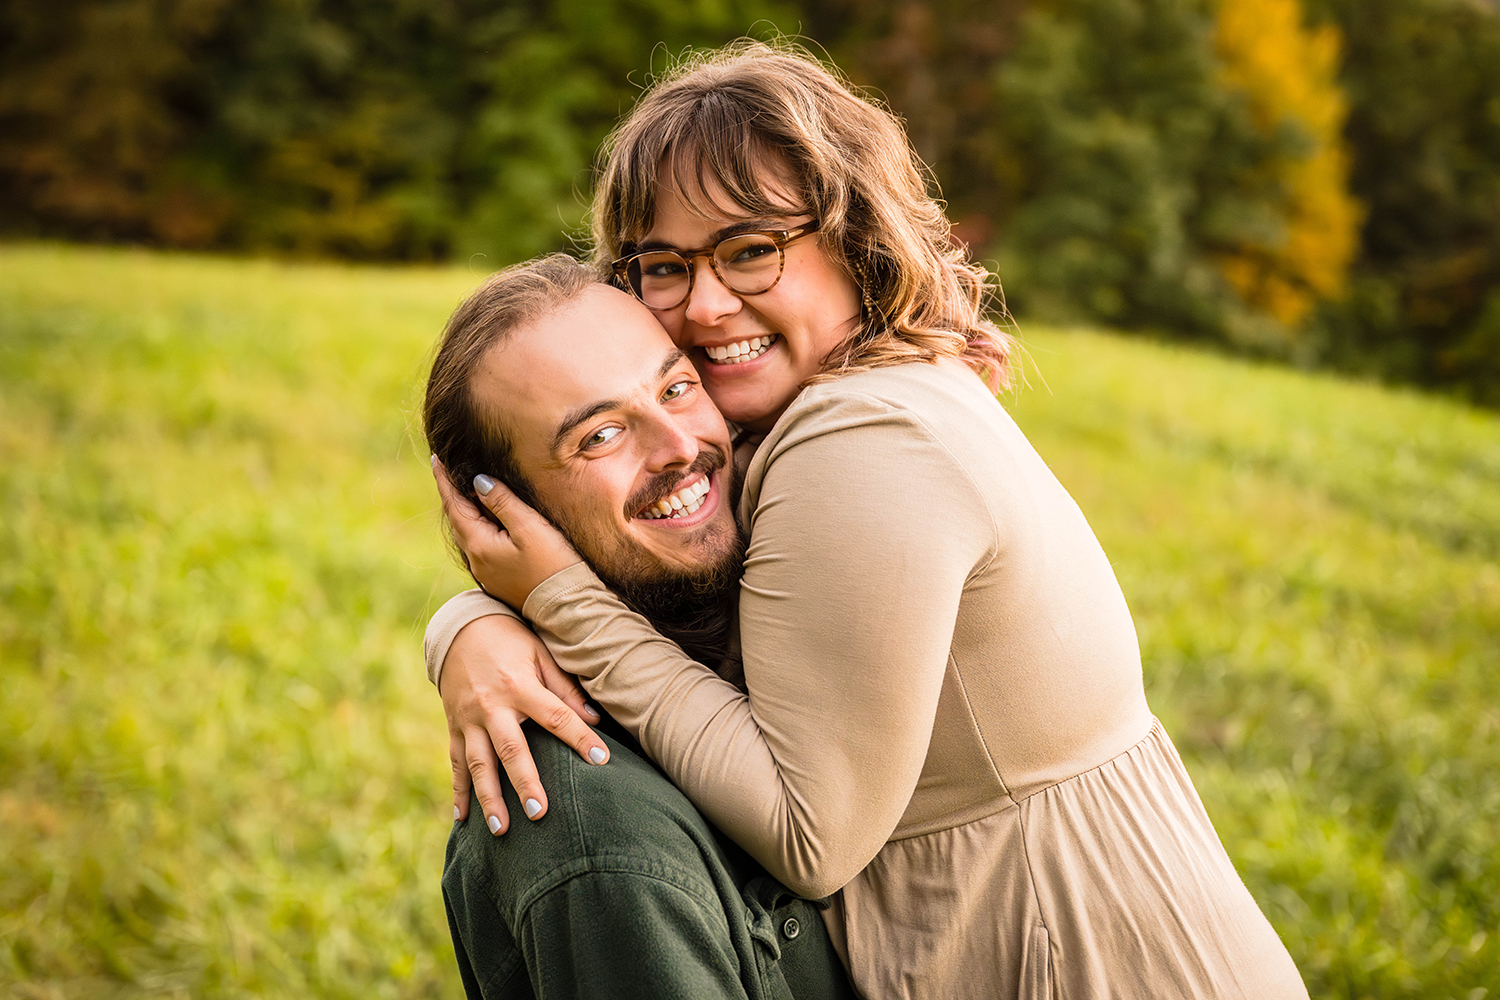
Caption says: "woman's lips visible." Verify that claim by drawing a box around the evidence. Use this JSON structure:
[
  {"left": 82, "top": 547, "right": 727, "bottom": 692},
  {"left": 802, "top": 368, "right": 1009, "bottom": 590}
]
[{"left": 702, "top": 334, "right": 778, "bottom": 366}]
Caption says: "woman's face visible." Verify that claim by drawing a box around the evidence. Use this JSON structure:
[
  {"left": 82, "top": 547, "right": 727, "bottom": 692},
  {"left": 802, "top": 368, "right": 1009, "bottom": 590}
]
[{"left": 637, "top": 163, "right": 862, "bottom": 432}]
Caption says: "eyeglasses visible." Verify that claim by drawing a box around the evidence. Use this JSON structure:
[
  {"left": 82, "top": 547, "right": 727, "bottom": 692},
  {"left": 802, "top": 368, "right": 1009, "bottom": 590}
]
[{"left": 612, "top": 221, "right": 821, "bottom": 311}]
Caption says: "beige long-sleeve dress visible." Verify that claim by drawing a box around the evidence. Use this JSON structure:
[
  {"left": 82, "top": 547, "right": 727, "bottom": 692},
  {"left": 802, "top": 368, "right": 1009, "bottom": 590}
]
[{"left": 426, "top": 359, "right": 1308, "bottom": 1000}]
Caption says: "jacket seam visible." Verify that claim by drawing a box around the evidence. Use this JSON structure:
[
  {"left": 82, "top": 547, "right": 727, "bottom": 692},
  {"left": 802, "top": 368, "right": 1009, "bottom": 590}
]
[{"left": 504, "top": 859, "right": 735, "bottom": 924}]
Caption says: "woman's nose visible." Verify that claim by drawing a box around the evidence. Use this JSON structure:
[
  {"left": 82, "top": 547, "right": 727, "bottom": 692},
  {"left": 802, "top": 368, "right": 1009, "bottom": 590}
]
[{"left": 684, "top": 258, "right": 743, "bottom": 328}]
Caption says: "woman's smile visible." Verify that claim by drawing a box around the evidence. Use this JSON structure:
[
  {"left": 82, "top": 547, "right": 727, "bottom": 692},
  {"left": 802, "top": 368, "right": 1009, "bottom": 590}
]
[{"left": 700, "top": 333, "right": 779, "bottom": 366}]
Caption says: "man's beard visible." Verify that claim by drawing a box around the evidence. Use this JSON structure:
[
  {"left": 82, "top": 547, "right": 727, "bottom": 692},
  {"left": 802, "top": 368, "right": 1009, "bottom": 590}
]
[
  {"left": 600, "top": 533, "right": 745, "bottom": 672},
  {"left": 539, "top": 450, "right": 746, "bottom": 672}
]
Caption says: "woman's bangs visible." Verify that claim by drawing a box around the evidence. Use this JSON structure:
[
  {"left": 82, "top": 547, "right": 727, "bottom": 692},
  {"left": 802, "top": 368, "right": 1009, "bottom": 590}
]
[{"left": 664, "top": 124, "right": 806, "bottom": 224}]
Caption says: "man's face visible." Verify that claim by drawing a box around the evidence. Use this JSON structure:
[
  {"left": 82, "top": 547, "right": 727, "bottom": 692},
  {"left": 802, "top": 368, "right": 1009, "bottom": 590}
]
[{"left": 472, "top": 284, "right": 742, "bottom": 591}]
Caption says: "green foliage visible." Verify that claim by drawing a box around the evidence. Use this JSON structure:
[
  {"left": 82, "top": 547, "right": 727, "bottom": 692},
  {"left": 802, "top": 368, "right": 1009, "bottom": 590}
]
[
  {"left": 981, "top": 0, "right": 1307, "bottom": 346},
  {"left": 4, "top": 243, "right": 1499, "bottom": 996},
  {"left": 798, "top": 0, "right": 1029, "bottom": 237},
  {"left": 1303, "top": 0, "right": 1500, "bottom": 407},
  {"left": 6, "top": 0, "right": 1500, "bottom": 406},
  {"left": 1213, "top": 0, "right": 1361, "bottom": 330},
  {"left": 0, "top": 0, "right": 794, "bottom": 263},
  {"left": 799, "top": 0, "right": 1500, "bottom": 407}
]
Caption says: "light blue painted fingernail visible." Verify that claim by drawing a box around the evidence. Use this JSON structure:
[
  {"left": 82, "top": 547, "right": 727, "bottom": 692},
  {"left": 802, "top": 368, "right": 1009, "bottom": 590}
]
[
  {"left": 589, "top": 747, "right": 607, "bottom": 765},
  {"left": 486, "top": 814, "right": 502, "bottom": 834},
  {"left": 524, "top": 798, "right": 543, "bottom": 819},
  {"left": 474, "top": 474, "right": 496, "bottom": 496},
  {"left": 454, "top": 805, "right": 460, "bottom": 821},
  {"left": 584, "top": 701, "right": 601, "bottom": 718}
]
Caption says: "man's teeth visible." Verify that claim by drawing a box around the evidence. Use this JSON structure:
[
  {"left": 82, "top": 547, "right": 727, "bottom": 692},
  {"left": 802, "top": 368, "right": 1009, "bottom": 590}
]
[
  {"left": 640, "top": 476, "right": 712, "bottom": 520},
  {"left": 705, "top": 335, "right": 777, "bottom": 364}
]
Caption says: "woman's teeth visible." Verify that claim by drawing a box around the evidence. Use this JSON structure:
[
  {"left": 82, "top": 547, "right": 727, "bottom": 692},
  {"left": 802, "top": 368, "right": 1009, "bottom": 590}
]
[
  {"left": 640, "top": 475, "right": 712, "bottom": 520},
  {"left": 705, "top": 335, "right": 777, "bottom": 364}
]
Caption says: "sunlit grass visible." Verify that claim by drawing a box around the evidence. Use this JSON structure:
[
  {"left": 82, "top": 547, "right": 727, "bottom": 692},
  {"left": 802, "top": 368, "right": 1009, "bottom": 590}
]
[
  {"left": 0, "top": 244, "right": 475, "bottom": 999},
  {"left": 2, "top": 243, "right": 1497, "bottom": 998}
]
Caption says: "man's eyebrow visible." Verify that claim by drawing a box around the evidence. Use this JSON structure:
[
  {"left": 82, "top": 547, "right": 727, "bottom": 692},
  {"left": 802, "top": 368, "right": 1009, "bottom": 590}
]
[
  {"left": 550, "top": 399, "right": 620, "bottom": 453},
  {"left": 654, "top": 347, "right": 689, "bottom": 382},
  {"left": 549, "top": 348, "right": 690, "bottom": 453},
  {"left": 633, "top": 218, "right": 790, "bottom": 253}
]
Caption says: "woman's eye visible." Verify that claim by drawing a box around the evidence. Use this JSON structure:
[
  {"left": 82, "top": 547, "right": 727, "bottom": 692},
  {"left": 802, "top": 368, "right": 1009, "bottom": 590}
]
[
  {"left": 662, "top": 380, "right": 691, "bottom": 401},
  {"left": 727, "top": 242, "right": 777, "bottom": 264},
  {"left": 584, "top": 426, "right": 622, "bottom": 449},
  {"left": 641, "top": 258, "right": 688, "bottom": 278}
]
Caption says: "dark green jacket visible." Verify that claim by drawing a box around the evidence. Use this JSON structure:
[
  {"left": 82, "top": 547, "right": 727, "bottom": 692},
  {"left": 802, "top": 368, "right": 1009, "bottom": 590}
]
[{"left": 442, "top": 721, "right": 856, "bottom": 1000}]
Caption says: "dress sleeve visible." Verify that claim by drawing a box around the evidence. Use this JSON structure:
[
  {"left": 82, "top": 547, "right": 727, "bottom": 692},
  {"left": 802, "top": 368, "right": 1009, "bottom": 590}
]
[
  {"left": 522, "top": 392, "right": 994, "bottom": 898},
  {"left": 424, "top": 589, "right": 522, "bottom": 689}
]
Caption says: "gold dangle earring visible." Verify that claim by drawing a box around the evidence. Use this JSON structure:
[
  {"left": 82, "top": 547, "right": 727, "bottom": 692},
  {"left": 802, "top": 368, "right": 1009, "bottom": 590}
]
[{"left": 851, "top": 259, "right": 884, "bottom": 333}]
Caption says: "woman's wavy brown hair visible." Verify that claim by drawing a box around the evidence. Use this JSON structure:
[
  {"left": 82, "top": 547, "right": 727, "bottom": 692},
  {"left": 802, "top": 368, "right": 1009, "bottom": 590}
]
[{"left": 592, "top": 39, "right": 1014, "bottom": 391}]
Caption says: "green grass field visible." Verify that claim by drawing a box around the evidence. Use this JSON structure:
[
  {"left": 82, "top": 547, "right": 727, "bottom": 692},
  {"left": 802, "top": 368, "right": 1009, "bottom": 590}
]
[{"left": 2, "top": 242, "right": 1497, "bottom": 999}]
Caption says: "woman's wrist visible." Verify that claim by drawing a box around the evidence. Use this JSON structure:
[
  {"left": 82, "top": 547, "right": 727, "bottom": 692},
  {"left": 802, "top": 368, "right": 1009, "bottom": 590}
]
[{"left": 424, "top": 589, "right": 519, "bottom": 688}]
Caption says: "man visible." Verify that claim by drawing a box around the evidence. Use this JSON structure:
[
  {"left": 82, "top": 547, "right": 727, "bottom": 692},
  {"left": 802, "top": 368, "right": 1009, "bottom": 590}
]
[{"left": 423, "top": 254, "right": 854, "bottom": 1000}]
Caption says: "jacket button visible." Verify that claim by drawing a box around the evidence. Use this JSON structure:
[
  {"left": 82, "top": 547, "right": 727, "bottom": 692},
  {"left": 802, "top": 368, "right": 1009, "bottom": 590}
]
[{"left": 782, "top": 917, "right": 801, "bottom": 940}]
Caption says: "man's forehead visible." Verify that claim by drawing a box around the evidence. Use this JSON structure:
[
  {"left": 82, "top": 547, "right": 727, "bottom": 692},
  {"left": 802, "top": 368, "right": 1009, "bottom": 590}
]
[{"left": 476, "top": 284, "right": 680, "bottom": 443}]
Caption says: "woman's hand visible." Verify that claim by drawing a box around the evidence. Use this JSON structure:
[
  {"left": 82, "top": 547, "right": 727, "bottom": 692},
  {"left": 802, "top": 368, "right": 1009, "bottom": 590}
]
[
  {"left": 443, "top": 613, "right": 611, "bottom": 834},
  {"left": 431, "top": 457, "right": 583, "bottom": 609}
]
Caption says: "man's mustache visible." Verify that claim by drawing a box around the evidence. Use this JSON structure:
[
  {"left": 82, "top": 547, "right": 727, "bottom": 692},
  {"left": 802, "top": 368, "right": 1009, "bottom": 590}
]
[{"left": 624, "top": 448, "right": 727, "bottom": 519}]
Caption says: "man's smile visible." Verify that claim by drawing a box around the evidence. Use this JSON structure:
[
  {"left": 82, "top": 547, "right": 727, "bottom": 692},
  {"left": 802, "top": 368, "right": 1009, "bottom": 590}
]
[
  {"left": 637, "top": 471, "right": 712, "bottom": 519},
  {"left": 633, "top": 470, "right": 724, "bottom": 531}
]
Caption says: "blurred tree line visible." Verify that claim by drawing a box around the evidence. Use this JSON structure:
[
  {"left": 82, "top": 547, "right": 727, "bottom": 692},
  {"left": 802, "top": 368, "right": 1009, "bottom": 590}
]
[{"left": 3, "top": 0, "right": 1498, "bottom": 404}]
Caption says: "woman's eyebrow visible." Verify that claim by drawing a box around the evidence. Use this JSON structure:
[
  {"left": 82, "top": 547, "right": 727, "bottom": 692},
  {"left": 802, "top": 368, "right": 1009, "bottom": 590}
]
[{"left": 634, "top": 218, "right": 792, "bottom": 253}]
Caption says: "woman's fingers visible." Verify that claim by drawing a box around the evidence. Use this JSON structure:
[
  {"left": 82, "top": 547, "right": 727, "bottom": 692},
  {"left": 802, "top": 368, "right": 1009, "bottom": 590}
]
[
  {"left": 450, "top": 729, "right": 474, "bottom": 822},
  {"left": 484, "top": 713, "right": 551, "bottom": 825},
  {"left": 439, "top": 616, "right": 602, "bottom": 828},
  {"left": 463, "top": 721, "right": 514, "bottom": 835},
  {"left": 534, "top": 645, "right": 608, "bottom": 760},
  {"left": 477, "top": 683, "right": 608, "bottom": 828},
  {"left": 468, "top": 473, "right": 583, "bottom": 606},
  {"left": 431, "top": 456, "right": 502, "bottom": 553},
  {"left": 459, "top": 693, "right": 606, "bottom": 834},
  {"left": 520, "top": 669, "right": 610, "bottom": 769},
  {"left": 472, "top": 473, "right": 548, "bottom": 537}
]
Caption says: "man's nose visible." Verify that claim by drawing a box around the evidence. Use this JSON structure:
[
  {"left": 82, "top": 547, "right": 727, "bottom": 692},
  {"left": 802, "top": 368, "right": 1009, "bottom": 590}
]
[
  {"left": 641, "top": 411, "right": 699, "bottom": 473},
  {"left": 684, "top": 257, "right": 743, "bottom": 327}
]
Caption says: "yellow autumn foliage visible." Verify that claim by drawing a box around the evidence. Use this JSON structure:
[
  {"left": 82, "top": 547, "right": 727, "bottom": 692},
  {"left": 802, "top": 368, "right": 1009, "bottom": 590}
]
[{"left": 1214, "top": 0, "right": 1363, "bottom": 327}]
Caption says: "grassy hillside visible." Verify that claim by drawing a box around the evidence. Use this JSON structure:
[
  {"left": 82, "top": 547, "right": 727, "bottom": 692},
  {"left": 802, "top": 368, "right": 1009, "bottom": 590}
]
[{"left": 2, "top": 243, "right": 1497, "bottom": 998}]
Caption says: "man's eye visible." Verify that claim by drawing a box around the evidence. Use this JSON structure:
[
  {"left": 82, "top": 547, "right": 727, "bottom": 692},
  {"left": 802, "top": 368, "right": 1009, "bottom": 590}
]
[
  {"left": 584, "top": 426, "right": 622, "bottom": 448},
  {"left": 662, "top": 380, "right": 691, "bottom": 401}
]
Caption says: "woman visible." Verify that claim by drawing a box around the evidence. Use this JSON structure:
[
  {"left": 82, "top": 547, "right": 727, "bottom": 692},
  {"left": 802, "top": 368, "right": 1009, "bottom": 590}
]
[{"left": 430, "top": 41, "right": 1308, "bottom": 998}]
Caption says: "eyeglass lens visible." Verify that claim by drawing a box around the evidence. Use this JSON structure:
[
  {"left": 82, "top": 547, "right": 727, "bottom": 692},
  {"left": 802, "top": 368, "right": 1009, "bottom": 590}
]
[{"left": 627, "top": 234, "right": 784, "bottom": 309}]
